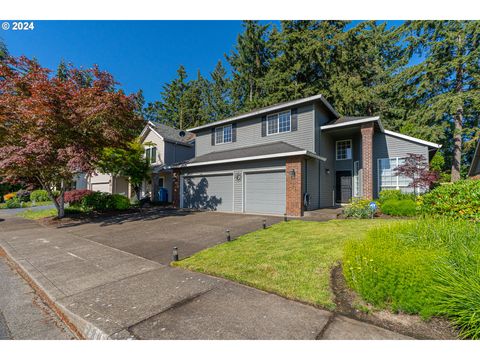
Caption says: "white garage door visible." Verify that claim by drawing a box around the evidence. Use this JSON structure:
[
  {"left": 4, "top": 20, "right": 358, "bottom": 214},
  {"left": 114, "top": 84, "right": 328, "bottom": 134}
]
[
  {"left": 244, "top": 171, "right": 286, "bottom": 215},
  {"left": 182, "top": 174, "right": 233, "bottom": 212},
  {"left": 91, "top": 183, "right": 110, "bottom": 193}
]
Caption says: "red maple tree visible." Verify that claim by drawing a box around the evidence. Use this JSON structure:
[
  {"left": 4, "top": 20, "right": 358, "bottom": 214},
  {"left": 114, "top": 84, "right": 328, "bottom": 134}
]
[
  {"left": 394, "top": 153, "right": 439, "bottom": 196},
  {"left": 0, "top": 56, "right": 143, "bottom": 217}
]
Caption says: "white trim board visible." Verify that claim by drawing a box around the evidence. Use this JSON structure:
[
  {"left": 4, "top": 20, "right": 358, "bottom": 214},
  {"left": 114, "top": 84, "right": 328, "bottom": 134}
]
[
  {"left": 187, "top": 94, "right": 339, "bottom": 132},
  {"left": 383, "top": 130, "right": 442, "bottom": 149},
  {"left": 320, "top": 117, "right": 383, "bottom": 131},
  {"left": 171, "top": 150, "right": 326, "bottom": 169}
]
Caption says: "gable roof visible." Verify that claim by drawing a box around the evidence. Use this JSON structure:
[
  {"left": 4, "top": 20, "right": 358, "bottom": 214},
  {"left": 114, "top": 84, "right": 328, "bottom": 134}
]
[
  {"left": 468, "top": 140, "right": 480, "bottom": 177},
  {"left": 170, "top": 141, "right": 325, "bottom": 168},
  {"left": 140, "top": 121, "right": 195, "bottom": 145},
  {"left": 186, "top": 94, "right": 340, "bottom": 132},
  {"left": 320, "top": 116, "right": 441, "bottom": 149}
]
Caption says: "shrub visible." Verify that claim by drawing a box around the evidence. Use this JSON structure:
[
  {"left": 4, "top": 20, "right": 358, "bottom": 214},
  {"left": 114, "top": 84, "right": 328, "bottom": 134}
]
[
  {"left": 380, "top": 199, "right": 417, "bottom": 217},
  {"left": 378, "top": 189, "right": 415, "bottom": 203},
  {"left": 81, "top": 191, "right": 114, "bottom": 211},
  {"left": 30, "top": 189, "right": 51, "bottom": 202},
  {"left": 111, "top": 194, "right": 130, "bottom": 210},
  {"left": 418, "top": 180, "right": 480, "bottom": 220},
  {"left": 343, "top": 198, "right": 376, "bottom": 219},
  {"left": 6, "top": 197, "right": 21, "bottom": 209},
  {"left": 343, "top": 218, "right": 480, "bottom": 338},
  {"left": 64, "top": 189, "right": 93, "bottom": 205},
  {"left": 3, "top": 192, "right": 16, "bottom": 201},
  {"left": 15, "top": 189, "right": 30, "bottom": 202}
]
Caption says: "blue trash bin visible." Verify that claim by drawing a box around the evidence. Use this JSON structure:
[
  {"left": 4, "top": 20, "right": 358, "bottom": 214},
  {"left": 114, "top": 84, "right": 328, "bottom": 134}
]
[{"left": 158, "top": 188, "right": 168, "bottom": 203}]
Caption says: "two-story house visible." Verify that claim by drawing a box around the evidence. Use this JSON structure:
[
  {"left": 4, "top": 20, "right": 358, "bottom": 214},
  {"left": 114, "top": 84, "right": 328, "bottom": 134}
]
[
  {"left": 469, "top": 140, "right": 480, "bottom": 179},
  {"left": 171, "top": 94, "right": 441, "bottom": 217},
  {"left": 86, "top": 122, "right": 194, "bottom": 202}
]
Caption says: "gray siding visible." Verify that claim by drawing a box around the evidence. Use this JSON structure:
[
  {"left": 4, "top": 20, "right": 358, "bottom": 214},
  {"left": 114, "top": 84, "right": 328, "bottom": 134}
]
[
  {"left": 181, "top": 159, "right": 286, "bottom": 214},
  {"left": 314, "top": 102, "right": 336, "bottom": 154},
  {"left": 319, "top": 131, "right": 335, "bottom": 207},
  {"left": 372, "top": 132, "right": 429, "bottom": 198},
  {"left": 164, "top": 142, "right": 194, "bottom": 165},
  {"left": 305, "top": 158, "right": 320, "bottom": 210},
  {"left": 195, "top": 105, "right": 315, "bottom": 156}
]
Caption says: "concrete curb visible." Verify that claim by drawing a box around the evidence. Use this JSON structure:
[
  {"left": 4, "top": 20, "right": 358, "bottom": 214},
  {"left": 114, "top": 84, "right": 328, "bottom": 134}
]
[{"left": 0, "top": 241, "right": 112, "bottom": 340}]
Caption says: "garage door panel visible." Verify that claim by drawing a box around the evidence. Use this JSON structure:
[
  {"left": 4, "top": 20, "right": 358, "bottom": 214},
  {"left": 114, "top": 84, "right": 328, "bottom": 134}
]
[
  {"left": 91, "top": 183, "right": 110, "bottom": 193},
  {"left": 245, "top": 171, "right": 285, "bottom": 215},
  {"left": 183, "top": 174, "right": 233, "bottom": 212}
]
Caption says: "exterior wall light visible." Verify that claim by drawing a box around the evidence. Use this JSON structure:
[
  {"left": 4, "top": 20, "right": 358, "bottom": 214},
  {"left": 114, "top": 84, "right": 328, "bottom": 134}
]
[
  {"left": 289, "top": 169, "right": 296, "bottom": 178},
  {"left": 325, "top": 168, "right": 330, "bottom": 175}
]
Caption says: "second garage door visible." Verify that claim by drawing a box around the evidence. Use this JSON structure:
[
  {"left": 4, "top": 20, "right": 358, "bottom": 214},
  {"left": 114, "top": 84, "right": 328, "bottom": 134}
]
[
  {"left": 244, "top": 170, "right": 286, "bottom": 215},
  {"left": 182, "top": 174, "right": 233, "bottom": 212}
]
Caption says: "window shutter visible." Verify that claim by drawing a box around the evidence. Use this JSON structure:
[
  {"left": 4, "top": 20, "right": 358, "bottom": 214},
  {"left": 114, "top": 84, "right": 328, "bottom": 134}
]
[
  {"left": 211, "top": 128, "right": 215, "bottom": 145},
  {"left": 291, "top": 108, "right": 298, "bottom": 131},
  {"left": 232, "top": 123, "right": 237, "bottom": 142},
  {"left": 261, "top": 116, "right": 267, "bottom": 137}
]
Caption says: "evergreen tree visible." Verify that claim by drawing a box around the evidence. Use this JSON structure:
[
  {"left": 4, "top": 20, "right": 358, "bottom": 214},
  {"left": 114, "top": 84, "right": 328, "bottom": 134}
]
[
  {"left": 227, "top": 20, "right": 272, "bottom": 111},
  {"left": 328, "top": 21, "right": 407, "bottom": 123},
  {"left": 207, "top": 60, "right": 233, "bottom": 120},
  {"left": 262, "top": 21, "right": 346, "bottom": 105},
  {"left": 147, "top": 65, "right": 189, "bottom": 128},
  {"left": 399, "top": 21, "right": 480, "bottom": 181},
  {"left": 183, "top": 70, "right": 209, "bottom": 128}
]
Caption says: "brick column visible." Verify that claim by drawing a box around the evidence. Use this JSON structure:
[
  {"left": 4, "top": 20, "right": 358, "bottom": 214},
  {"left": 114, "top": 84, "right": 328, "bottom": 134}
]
[
  {"left": 361, "top": 122, "right": 374, "bottom": 199},
  {"left": 172, "top": 169, "right": 181, "bottom": 208},
  {"left": 286, "top": 156, "right": 304, "bottom": 217}
]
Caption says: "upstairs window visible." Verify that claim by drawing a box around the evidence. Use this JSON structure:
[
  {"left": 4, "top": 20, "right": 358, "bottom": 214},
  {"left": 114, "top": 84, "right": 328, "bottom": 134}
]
[
  {"left": 145, "top": 146, "right": 157, "bottom": 163},
  {"left": 215, "top": 124, "right": 232, "bottom": 145},
  {"left": 336, "top": 140, "right": 352, "bottom": 160},
  {"left": 267, "top": 111, "right": 291, "bottom": 135}
]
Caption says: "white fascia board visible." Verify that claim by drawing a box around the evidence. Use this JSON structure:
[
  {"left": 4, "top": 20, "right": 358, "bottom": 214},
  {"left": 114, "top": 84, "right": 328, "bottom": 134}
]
[
  {"left": 320, "top": 117, "right": 382, "bottom": 131},
  {"left": 187, "top": 94, "right": 339, "bottom": 132},
  {"left": 170, "top": 150, "right": 326, "bottom": 169},
  {"left": 383, "top": 130, "right": 442, "bottom": 149}
]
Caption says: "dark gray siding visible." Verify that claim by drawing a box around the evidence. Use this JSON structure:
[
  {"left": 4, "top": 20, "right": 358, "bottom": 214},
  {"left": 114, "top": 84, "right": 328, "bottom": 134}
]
[
  {"left": 164, "top": 142, "right": 195, "bottom": 165},
  {"left": 314, "top": 102, "right": 336, "bottom": 154},
  {"left": 318, "top": 131, "right": 335, "bottom": 207},
  {"left": 372, "top": 132, "right": 430, "bottom": 198},
  {"left": 305, "top": 158, "right": 320, "bottom": 210},
  {"left": 195, "top": 104, "right": 315, "bottom": 156},
  {"left": 181, "top": 158, "right": 286, "bottom": 214}
]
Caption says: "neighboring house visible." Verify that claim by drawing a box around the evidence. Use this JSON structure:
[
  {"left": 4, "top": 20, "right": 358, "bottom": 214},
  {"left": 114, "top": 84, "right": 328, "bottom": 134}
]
[
  {"left": 85, "top": 122, "right": 195, "bottom": 202},
  {"left": 171, "top": 94, "right": 441, "bottom": 217},
  {"left": 468, "top": 140, "right": 480, "bottom": 179}
]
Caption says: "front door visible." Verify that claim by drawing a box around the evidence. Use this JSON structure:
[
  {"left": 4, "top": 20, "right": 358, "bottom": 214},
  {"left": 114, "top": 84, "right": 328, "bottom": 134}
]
[{"left": 336, "top": 171, "right": 352, "bottom": 203}]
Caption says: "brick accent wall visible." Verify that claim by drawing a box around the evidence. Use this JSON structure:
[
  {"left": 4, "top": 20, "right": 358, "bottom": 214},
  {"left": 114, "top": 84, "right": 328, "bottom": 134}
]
[
  {"left": 172, "top": 169, "right": 181, "bottom": 208},
  {"left": 470, "top": 174, "right": 480, "bottom": 180},
  {"left": 286, "top": 156, "right": 304, "bottom": 217},
  {"left": 361, "top": 122, "right": 374, "bottom": 199}
]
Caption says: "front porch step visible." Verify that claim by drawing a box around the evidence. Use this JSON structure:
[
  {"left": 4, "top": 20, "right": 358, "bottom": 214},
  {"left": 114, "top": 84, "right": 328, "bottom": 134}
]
[{"left": 303, "top": 207, "right": 343, "bottom": 221}]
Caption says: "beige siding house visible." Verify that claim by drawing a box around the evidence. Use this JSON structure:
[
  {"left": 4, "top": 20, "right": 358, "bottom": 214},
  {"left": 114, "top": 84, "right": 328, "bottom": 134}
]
[{"left": 84, "top": 122, "right": 195, "bottom": 202}]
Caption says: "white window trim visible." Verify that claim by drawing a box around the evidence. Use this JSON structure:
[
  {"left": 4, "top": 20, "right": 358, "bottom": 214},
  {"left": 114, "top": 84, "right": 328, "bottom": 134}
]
[
  {"left": 215, "top": 124, "right": 233, "bottom": 145},
  {"left": 145, "top": 145, "right": 158, "bottom": 164},
  {"left": 377, "top": 157, "right": 409, "bottom": 194},
  {"left": 266, "top": 110, "right": 292, "bottom": 136},
  {"left": 335, "top": 139, "right": 352, "bottom": 161},
  {"left": 353, "top": 161, "right": 360, "bottom": 198}
]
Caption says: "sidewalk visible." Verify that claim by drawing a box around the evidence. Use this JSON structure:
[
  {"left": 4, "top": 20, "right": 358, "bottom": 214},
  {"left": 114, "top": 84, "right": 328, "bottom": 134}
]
[{"left": 0, "top": 216, "right": 411, "bottom": 340}]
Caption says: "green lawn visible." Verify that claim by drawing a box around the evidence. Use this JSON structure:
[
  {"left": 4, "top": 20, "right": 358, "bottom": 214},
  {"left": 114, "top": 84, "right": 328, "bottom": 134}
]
[
  {"left": 175, "top": 219, "right": 398, "bottom": 309},
  {"left": 18, "top": 208, "right": 57, "bottom": 219},
  {"left": 0, "top": 200, "right": 52, "bottom": 209}
]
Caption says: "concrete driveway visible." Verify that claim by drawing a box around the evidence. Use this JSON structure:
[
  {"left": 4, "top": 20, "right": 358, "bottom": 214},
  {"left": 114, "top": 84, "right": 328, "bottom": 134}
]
[{"left": 55, "top": 209, "right": 283, "bottom": 264}]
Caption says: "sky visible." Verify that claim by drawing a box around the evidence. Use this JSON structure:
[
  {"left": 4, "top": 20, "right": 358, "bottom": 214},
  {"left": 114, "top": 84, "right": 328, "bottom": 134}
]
[{"left": 1, "top": 20, "right": 406, "bottom": 104}]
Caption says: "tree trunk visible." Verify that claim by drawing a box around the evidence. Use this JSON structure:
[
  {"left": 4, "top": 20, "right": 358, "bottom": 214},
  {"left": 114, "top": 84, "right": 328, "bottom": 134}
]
[
  {"left": 451, "top": 34, "right": 464, "bottom": 182},
  {"left": 451, "top": 107, "right": 463, "bottom": 182}
]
